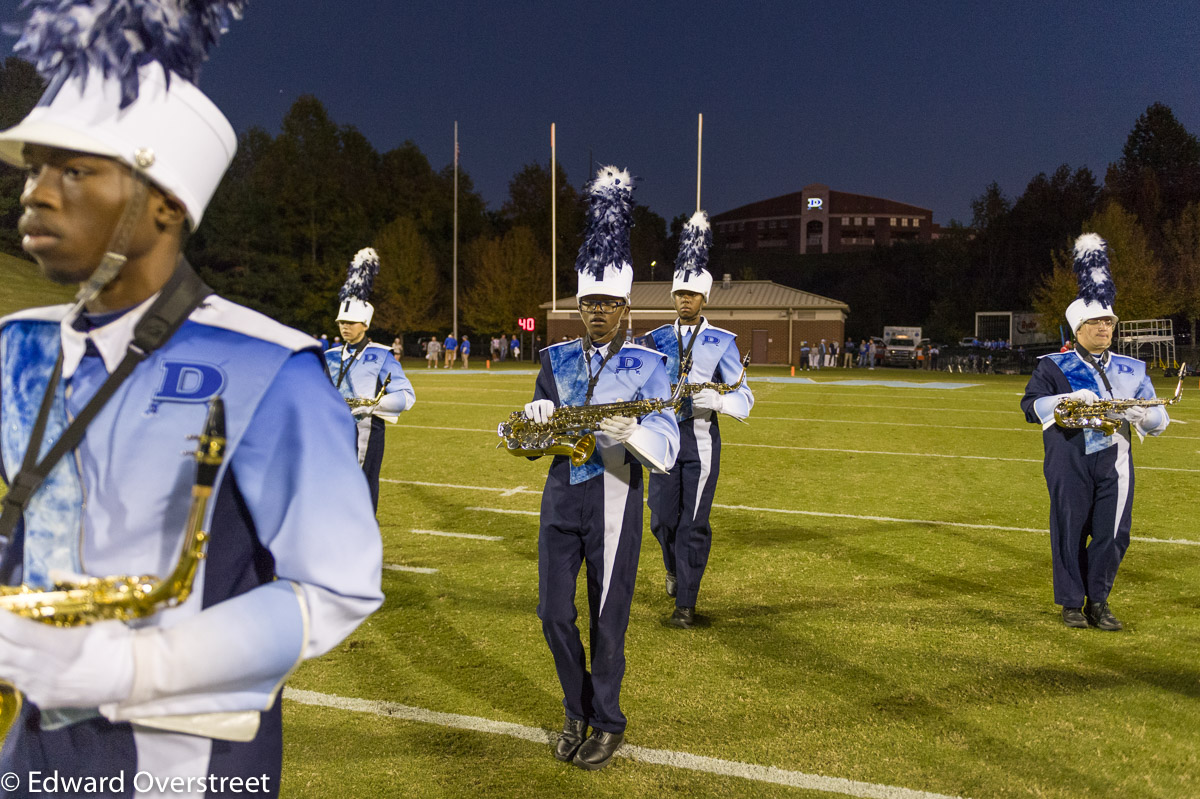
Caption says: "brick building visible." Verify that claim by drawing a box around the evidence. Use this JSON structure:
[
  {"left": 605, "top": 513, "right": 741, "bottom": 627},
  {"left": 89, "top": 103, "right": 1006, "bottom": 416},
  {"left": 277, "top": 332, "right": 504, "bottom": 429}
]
[
  {"left": 543, "top": 277, "right": 849, "bottom": 366},
  {"left": 712, "top": 183, "right": 935, "bottom": 254}
]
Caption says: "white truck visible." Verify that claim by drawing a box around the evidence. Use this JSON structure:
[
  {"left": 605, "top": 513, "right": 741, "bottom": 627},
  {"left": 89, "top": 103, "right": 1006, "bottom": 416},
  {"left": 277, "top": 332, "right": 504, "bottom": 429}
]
[{"left": 883, "top": 326, "right": 923, "bottom": 368}]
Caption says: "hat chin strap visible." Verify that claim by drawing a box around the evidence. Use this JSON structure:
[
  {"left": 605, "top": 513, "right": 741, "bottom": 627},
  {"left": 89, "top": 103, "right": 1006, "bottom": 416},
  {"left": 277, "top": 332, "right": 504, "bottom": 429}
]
[{"left": 68, "top": 169, "right": 152, "bottom": 317}]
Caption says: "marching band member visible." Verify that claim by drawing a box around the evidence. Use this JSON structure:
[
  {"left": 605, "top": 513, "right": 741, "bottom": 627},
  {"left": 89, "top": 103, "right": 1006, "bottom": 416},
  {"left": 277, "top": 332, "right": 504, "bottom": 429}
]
[
  {"left": 1020, "top": 234, "right": 1169, "bottom": 631},
  {"left": 525, "top": 167, "right": 679, "bottom": 771},
  {"left": 326, "top": 248, "right": 415, "bottom": 511},
  {"left": 0, "top": 3, "right": 382, "bottom": 793},
  {"left": 642, "top": 212, "right": 753, "bottom": 628}
]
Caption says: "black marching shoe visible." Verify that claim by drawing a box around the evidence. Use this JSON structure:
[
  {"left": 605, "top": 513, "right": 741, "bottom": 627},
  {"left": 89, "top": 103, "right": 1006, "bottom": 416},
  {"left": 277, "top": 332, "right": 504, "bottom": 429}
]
[
  {"left": 554, "top": 716, "right": 588, "bottom": 762},
  {"left": 572, "top": 730, "right": 624, "bottom": 771},
  {"left": 665, "top": 571, "right": 677, "bottom": 598},
  {"left": 1084, "top": 600, "right": 1123, "bottom": 631},
  {"left": 669, "top": 606, "right": 695, "bottom": 629},
  {"left": 1061, "top": 606, "right": 1088, "bottom": 629}
]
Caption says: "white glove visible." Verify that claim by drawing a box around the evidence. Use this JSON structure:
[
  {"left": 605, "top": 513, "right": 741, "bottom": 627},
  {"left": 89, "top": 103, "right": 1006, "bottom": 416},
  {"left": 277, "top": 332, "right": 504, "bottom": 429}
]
[
  {"left": 598, "top": 415, "right": 638, "bottom": 443},
  {"left": 1123, "top": 406, "right": 1150, "bottom": 425},
  {"left": 692, "top": 388, "right": 725, "bottom": 413},
  {"left": 525, "top": 399, "right": 556, "bottom": 424},
  {"left": 351, "top": 405, "right": 374, "bottom": 418},
  {"left": 0, "top": 613, "right": 134, "bottom": 709},
  {"left": 1065, "top": 388, "right": 1100, "bottom": 406}
]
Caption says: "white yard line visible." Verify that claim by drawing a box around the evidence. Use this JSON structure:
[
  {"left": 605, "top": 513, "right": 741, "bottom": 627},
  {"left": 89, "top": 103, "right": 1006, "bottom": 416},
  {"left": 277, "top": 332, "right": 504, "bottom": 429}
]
[
  {"left": 284, "top": 688, "right": 969, "bottom": 799},
  {"left": 410, "top": 528, "right": 503, "bottom": 541},
  {"left": 384, "top": 563, "right": 439, "bottom": 574},
  {"left": 383, "top": 480, "right": 1200, "bottom": 547}
]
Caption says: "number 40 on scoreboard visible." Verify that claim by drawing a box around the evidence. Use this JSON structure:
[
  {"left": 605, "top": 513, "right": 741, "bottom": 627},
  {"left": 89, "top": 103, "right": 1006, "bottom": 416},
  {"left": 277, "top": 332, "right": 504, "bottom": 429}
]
[{"left": 517, "top": 317, "right": 536, "bottom": 332}]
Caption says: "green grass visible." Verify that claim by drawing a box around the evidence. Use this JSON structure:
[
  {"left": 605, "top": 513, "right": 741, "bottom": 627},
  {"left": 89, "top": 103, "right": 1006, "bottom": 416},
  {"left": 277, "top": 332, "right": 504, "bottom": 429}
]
[
  {"left": 0, "top": 251, "right": 75, "bottom": 317},
  {"left": 283, "top": 366, "right": 1200, "bottom": 798}
]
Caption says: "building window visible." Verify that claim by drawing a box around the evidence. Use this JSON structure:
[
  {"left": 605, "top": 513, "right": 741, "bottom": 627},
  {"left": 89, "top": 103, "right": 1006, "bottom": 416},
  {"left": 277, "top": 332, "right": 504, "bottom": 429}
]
[
  {"left": 737, "top": 222, "right": 744, "bottom": 231},
  {"left": 912, "top": 217, "right": 920, "bottom": 227},
  {"left": 901, "top": 218, "right": 909, "bottom": 227},
  {"left": 854, "top": 217, "right": 862, "bottom": 226},
  {"left": 768, "top": 220, "right": 776, "bottom": 229},
  {"left": 867, "top": 217, "right": 874, "bottom": 225},
  {"left": 780, "top": 219, "right": 789, "bottom": 228},
  {"left": 842, "top": 217, "right": 850, "bottom": 225},
  {"left": 890, "top": 217, "right": 897, "bottom": 226}
]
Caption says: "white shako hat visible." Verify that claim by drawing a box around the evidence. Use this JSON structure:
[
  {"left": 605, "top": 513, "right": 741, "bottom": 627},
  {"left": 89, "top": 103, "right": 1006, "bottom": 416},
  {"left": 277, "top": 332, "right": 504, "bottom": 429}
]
[
  {"left": 0, "top": 1, "right": 244, "bottom": 230},
  {"left": 336, "top": 248, "right": 380, "bottom": 327},
  {"left": 671, "top": 210, "right": 714, "bottom": 301},
  {"left": 1064, "top": 233, "right": 1118, "bottom": 333},
  {"left": 575, "top": 165, "right": 635, "bottom": 301}
]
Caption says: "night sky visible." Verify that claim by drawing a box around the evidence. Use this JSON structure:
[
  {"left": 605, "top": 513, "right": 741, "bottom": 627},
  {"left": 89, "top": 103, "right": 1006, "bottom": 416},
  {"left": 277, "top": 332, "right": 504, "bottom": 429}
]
[{"left": 4, "top": 2, "right": 1197, "bottom": 225}]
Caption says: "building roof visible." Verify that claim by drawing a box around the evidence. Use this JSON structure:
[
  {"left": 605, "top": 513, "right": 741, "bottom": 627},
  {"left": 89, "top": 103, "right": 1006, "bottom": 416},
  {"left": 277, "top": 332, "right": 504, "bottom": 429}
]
[
  {"left": 712, "top": 188, "right": 931, "bottom": 221},
  {"left": 542, "top": 280, "right": 849, "bottom": 312}
]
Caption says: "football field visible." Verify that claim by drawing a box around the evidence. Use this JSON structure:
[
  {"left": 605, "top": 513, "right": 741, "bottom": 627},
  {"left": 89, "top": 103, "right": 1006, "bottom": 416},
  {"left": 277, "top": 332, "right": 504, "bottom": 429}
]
[{"left": 282, "top": 364, "right": 1200, "bottom": 799}]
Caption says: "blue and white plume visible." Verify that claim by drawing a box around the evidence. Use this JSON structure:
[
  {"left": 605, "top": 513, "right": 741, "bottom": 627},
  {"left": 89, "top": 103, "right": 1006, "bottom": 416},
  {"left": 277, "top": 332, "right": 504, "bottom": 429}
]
[
  {"left": 336, "top": 248, "right": 380, "bottom": 327},
  {"left": 339, "top": 248, "right": 380, "bottom": 303},
  {"left": 672, "top": 210, "right": 714, "bottom": 301},
  {"left": 1065, "top": 232, "right": 1118, "bottom": 333},
  {"left": 12, "top": 0, "right": 247, "bottom": 108},
  {"left": 1072, "top": 233, "right": 1115, "bottom": 307},
  {"left": 576, "top": 166, "right": 635, "bottom": 280}
]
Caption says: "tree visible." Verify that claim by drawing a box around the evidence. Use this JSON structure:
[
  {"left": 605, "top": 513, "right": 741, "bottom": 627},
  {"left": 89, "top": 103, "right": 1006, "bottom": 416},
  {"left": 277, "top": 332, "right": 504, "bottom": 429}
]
[
  {"left": 461, "top": 227, "right": 547, "bottom": 333},
  {"left": 372, "top": 216, "right": 440, "bottom": 334},
  {"left": 500, "top": 162, "right": 583, "bottom": 302},
  {"left": 630, "top": 205, "right": 668, "bottom": 282},
  {"left": 1163, "top": 201, "right": 1200, "bottom": 346},
  {"left": 0, "top": 57, "right": 45, "bottom": 256},
  {"left": 1033, "top": 202, "right": 1176, "bottom": 335},
  {"left": 1106, "top": 103, "right": 1200, "bottom": 242}
]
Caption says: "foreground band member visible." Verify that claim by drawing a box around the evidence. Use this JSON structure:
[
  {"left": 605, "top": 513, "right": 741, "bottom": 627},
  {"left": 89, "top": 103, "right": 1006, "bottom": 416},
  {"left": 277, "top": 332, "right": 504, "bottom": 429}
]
[
  {"left": 326, "top": 248, "right": 415, "bottom": 511},
  {"left": 0, "top": 3, "right": 382, "bottom": 792},
  {"left": 1020, "top": 234, "right": 1168, "bottom": 631},
  {"left": 643, "top": 212, "right": 753, "bottom": 628},
  {"left": 525, "top": 167, "right": 679, "bottom": 771}
]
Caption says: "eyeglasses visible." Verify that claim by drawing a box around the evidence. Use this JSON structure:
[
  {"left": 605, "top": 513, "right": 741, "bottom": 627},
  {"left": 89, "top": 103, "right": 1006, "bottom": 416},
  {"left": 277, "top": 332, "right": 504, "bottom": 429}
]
[
  {"left": 579, "top": 300, "right": 627, "bottom": 313},
  {"left": 1082, "top": 319, "right": 1116, "bottom": 330}
]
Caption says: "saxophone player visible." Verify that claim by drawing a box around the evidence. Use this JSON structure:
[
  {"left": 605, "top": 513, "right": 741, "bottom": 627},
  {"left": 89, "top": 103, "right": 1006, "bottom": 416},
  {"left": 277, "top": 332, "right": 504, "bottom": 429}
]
[
  {"left": 0, "top": 4, "right": 382, "bottom": 792},
  {"left": 1020, "top": 234, "right": 1169, "bottom": 632},
  {"left": 642, "top": 211, "right": 754, "bottom": 629},
  {"left": 524, "top": 167, "right": 679, "bottom": 771},
  {"left": 326, "top": 248, "right": 415, "bottom": 511}
]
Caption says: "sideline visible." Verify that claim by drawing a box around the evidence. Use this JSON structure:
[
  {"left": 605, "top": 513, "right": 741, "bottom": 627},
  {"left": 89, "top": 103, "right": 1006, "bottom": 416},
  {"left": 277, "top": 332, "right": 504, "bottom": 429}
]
[{"left": 284, "top": 688, "right": 970, "bottom": 799}]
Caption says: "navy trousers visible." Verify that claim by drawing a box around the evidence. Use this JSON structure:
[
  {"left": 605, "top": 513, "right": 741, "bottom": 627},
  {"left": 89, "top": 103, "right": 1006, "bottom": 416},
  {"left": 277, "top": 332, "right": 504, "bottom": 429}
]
[
  {"left": 649, "top": 416, "right": 721, "bottom": 608},
  {"left": 537, "top": 461, "right": 643, "bottom": 734},
  {"left": 361, "top": 416, "right": 386, "bottom": 512},
  {"left": 1045, "top": 437, "right": 1134, "bottom": 607}
]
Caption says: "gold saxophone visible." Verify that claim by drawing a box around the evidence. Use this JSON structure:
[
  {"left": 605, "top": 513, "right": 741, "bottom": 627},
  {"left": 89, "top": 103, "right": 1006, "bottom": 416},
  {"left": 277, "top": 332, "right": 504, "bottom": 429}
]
[
  {"left": 347, "top": 374, "right": 392, "bottom": 409},
  {"left": 674, "top": 353, "right": 751, "bottom": 398},
  {"left": 1054, "top": 364, "right": 1187, "bottom": 436},
  {"left": 497, "top": 356, "right": 691, "bottom": 466},
  {"left": 0, "top": 397, "right": 225, "bottom": 735}
]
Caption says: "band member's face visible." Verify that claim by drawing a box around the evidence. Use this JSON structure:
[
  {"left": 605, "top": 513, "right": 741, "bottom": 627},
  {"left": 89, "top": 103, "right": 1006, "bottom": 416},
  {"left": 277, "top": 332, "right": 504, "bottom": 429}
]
[
  {"left": 1076, "top": 317, "right": 1115, "bottom": 354},
  {"left": 339, "top": 321, "right": 368, "bottom": 344},
  {"left": 18, "top": 144, "right": 149, "bottom": 284},
  {"left": 673, "top": 290, "right": 705, "bottom": 323},
  {"left": 578, "top": 295, "right": 626, "bottom": 344}
]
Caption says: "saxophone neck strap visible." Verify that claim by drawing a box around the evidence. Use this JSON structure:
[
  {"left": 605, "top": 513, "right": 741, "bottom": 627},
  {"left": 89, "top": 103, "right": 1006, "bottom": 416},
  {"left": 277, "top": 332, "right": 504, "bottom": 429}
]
[
  {"left": 0, "top": 258, "right": 211, "bottom": 549},
  {"left": 335, "top": 337, "right": 370, "bottom": 388},
  {"left": 1075, "top": 344, "right": 1113, "bottom": 395},
  {"left": 583, "top": 339, "right": 622, "bottom": 405}
]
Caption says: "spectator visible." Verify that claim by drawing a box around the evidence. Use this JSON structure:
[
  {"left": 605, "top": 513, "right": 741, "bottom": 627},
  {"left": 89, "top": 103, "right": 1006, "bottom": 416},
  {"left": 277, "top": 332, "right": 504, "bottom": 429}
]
[
  {"left": 426, "top": 336, "right": 441, "bottom": 368},
  {"left": 843, "top": 338, "right": 855, "bottom": 368},
  {"left": 461, "top": 335, "right": 471, "bottom": 368},
  {"left": 391, "top": 336, "right": 403, "bottom": 360},
  {"left": 443, "top": 332, "right": 457, "bottom": 368},
  {"left": 510, "top": 334, "right": 521, "bottom": 361}
]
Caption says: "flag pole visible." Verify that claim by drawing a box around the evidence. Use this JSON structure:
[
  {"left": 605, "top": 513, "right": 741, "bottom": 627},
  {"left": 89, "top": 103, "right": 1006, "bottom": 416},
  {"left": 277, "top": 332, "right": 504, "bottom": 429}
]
[
  {"left": 453, "top": 121, "right": 459, "bottom": 340},
  {"left": 696, "top": 112, "right": 703, "bottom": 213},
  {"left": 551, "top": 122, "right": 557, "bottom": 312}
]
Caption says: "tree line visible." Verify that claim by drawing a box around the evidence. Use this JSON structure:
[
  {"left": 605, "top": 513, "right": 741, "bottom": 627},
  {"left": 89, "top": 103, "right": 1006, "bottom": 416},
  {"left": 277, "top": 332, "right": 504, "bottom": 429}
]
[{"left": 3, "top": 55, "right": 1199, "bottom": 348}]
